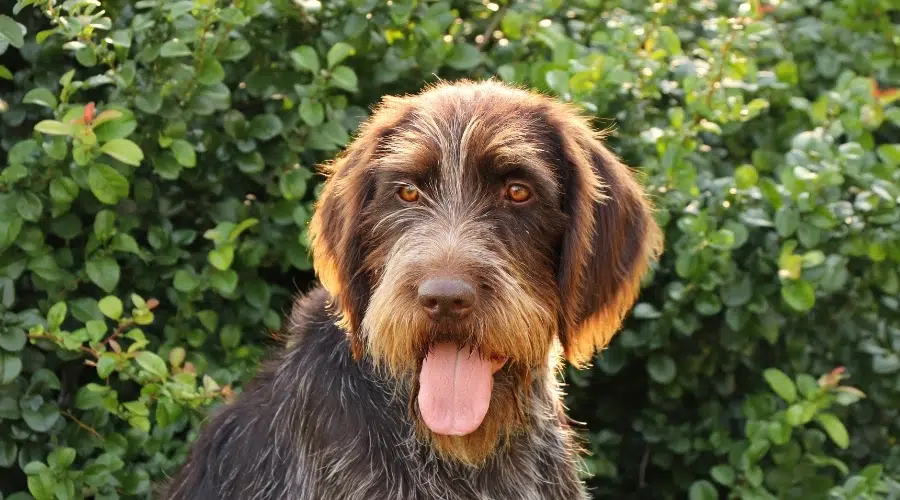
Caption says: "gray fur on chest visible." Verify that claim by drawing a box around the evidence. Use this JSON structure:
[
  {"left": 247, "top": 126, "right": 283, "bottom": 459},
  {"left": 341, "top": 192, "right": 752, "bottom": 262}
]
[
  {"left": 282, "top": 418, "right": 586, "bottom": 500},
  {"left": 163, "top": 307, "right": 588, "bottom": 500},
  {"left": 271, "top": 362, "right": 587, "bottom": 500}
]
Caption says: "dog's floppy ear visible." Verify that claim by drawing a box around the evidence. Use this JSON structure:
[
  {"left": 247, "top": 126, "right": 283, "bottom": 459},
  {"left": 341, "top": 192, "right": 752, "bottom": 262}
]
[
  {"left": 549, "top": 109, "right": 663, "bottom": 368},
  {"left": 308, "top": 96, "right": 410, "bottom": 358}
]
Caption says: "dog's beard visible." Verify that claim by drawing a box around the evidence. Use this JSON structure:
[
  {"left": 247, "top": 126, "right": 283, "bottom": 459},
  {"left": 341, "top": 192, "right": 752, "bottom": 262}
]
[{"left": 361, "top": 250, "right": 559, "bottom": 466}]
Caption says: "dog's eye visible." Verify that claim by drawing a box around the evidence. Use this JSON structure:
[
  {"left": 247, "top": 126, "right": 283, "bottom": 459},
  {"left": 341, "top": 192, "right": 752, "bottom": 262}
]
[
  {"left": 397, "top": 184, "right": 420, "bottom": 203},
  {"left": 505, "top": 183, "right": 532, "bottom": 203}
]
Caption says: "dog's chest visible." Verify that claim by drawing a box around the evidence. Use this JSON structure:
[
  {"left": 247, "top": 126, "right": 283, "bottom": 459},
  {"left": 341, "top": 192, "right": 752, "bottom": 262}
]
[{"left": 304, "top": 434, "right": 579, "bottom": 500}]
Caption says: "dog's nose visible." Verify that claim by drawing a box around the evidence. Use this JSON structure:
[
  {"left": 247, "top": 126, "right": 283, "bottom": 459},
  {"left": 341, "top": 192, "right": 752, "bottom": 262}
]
[{"left": 418, "top": 278, "right": 476, "bottom": 320}]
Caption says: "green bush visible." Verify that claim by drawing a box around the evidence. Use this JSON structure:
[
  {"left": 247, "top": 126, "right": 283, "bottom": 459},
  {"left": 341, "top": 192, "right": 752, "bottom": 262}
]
[{"left": 1, "top": 0, "right": 898, "bottom": 498}]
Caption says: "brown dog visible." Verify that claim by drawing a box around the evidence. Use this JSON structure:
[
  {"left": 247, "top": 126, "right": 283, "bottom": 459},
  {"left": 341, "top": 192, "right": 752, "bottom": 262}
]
[{"left": 164, "top": 80, "right": 662, "bottom": 500}]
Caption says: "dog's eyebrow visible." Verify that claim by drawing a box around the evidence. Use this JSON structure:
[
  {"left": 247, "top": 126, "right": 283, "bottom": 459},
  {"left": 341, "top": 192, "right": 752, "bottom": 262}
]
[
  {"left": 481, "top": 142, "right": 559, "bottom": 191},
  {"left": 373, "top": 132, "right": 440, "bottom": 177},
  {"left": 492, "top": 158, "right": 559, "bottom": 192}
]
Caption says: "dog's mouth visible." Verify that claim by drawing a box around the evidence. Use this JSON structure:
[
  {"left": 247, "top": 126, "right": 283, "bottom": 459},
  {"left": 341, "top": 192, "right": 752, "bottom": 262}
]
[{"left": 417, "top": 343, "right": 508, "bottom": 437}]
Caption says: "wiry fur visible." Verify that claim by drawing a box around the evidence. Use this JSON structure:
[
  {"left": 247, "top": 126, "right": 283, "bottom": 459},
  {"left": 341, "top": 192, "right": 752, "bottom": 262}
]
[{"left": 162, "top": 80, "right": 662, "bottom": 499}]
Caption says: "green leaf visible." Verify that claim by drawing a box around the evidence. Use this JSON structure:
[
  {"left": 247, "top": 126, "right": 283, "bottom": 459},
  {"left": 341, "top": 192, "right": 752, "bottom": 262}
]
[
  {"left": 328, "top": 66, "right": 358, "bottom": 92},
  {"left": 763, "top": 368, "right": 797, "bottom": 403},
  {"left": 86, "top": 257, "right": 120, "bottom": 293},
  {"left": 220, "top": 324, "right": 241, "bottom": 348},
  {"left": 0, "top": 14, "right": 24, "bottom": 48},
  {"left": 446, "top": 43, "right": 481, "bottom": 70},
  {"left": 94, "top": 209, "right": 116, "bottom": 241},
  {"left": 210, "top": 269, "right": 238, "bottom": 295},
  {"left": 877, "top": 144, "right": 900, "bottom": 167},
  {"left": 96, "top": 355, "right": 117, "bottom": 378},
  {"left": 785, "top": 402, "right": 817, "bottom": 426},
  {"left": 101, "top": 139, "right": 144, "bottom": 166},
  {"left": 775, "top": 208, "right": 799, "bottom": 237},
  {"left": 647, "top": 354, "right": 676, "bottom": 384},
  {"left": 250, "top": 114, "right": 283, "bottom": 141},
  {"left": 321, "top": 120, "right": 349, "bottom": 147},
  {"left": 707, "top": 229, "right": 735, "bottom": 250},
  {"left": 123, "top": 400, "right": 149, "bottom": 416},
  {"left": 47, "top": 301, "right": 67, "bottom": 329},
  {"left": 299, "top": 98, "right": 325, "bottom": 126},
  {"left": 95, "top": 115, "right": 137, "bottom": 143},
  {"left": 21, "top": 402, "right": 60, "bottom": 432},
  {"left": 0, "top": 395, "right": 19, "bottom": 419},
  {"left": 74, "top": 385, "right": 106, "bottom": 410},
  {"left": 657, "top": 26, "right": 682, "bottom": 54},
  {"left": 710, "top": 465, "right": 734, "bottom": 486},
  {"left": 208, "top": 244, "right": 234, "bottom": 271},
  {"left": 28, "top": 472, "right": 55, "bottom": 500},
  {"left": 815, "top": 413, "right": 850, "bottom": 449},
  {"left": 76, "top": 45, "right": 98, "bottom": 67},
  {"left": 280, "top": 169, "right": 309, "bottom": 200},
  {"left": 546, "top": 70, "right": 570, "bottom": 94},
  {"left": 88, "top": 163, "right": 130, "bottom": 204},
  {"left": 171, "top": 139, "right": 197, "bottom": 167},
  {"left": 632, "top": 303, "right": 662, "bottom": 319},
  {"left": 688, "top": 480, "right": 717, "bottom": 500},
  {"left": 129, "top": 416, "right": 151, "bottom": 433},
  {"left": 767, "top": 420, "right": 792, "bottom": 445},
  {"left": 0, "top": 439, "right": 16, "bottom": 468},
  {"left": 34, "top": 120, "right": 72, "bottom": 136},
  {"left": 28, "top": 254, "right": 64, "bottom": 282},
  {"left": 734, "top": 164, "right": 758, "bottom": 189},
  {"left": 0, "top": 351, "right": 23, "bottom": 384},
  {"left": 326, "top": 42, "right": 355, "bottom": 68},
  {"left": 291, "top": 45, "right": 320, "bottom": 73},
  {"left": 218, "top": 7, "right": 249, "bottom": 25},
  {"left": 135, "top": 351, "right": 168, "bottom": 379},
  {"left": 721, "top": 275, "right": 752, "bottom": 307},
  {"left": 98, "top": 296, "right": 123, "bottom": 320},
  {"left": 160, "top": 39, "right": 191, "bottom": 57},
  {"left": 16, "top": 192, "right": 43, "bottom": 221},
  {"left": 501, "top": 11, "right": 523, "bottom": 39},
  {"left": 229, "top": 218, "right": 259, "bottom": 241},
  {"left": 220, "top": 38, "right": 251, "bottom": 61},
  {"left": 173, "top": 269, "right": 200, "bottom": 292},
  {"left": 23, "top": 88, "right": 58, "bottom": 109},
  {"left": 86, "top": 320, "right": 106, "bottom": 343},
  {"left": 198, "top": 57, "right": 225, "bottom": 85},
  {"left": 48, "top": 447, "right": 76, "bottom": 469},
  {"left": 111, "top": 233, "right": 142, "bottom": 256},
  {"left": 0, "top": 64, "right": 11, "bottom": 80},
  {"left": 781, "top": 280, "right": 815, "bottom": 312},
  {"left": 0, "top": 327, "right": 26, "bottom": 352},
  {"left": 0, "top": 212, "right": 23, "bottom": 249}
]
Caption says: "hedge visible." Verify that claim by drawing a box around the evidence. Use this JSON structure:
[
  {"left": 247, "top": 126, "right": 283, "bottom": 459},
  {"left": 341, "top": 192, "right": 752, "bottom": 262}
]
[{"left": 1, "top": 0, "right": 898, "bottom": 499}]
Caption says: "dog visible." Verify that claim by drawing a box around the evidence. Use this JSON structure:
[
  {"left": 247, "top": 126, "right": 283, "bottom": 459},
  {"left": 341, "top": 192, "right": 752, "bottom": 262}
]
[{"left": 162, "top": 79, "right": 662, "bottom": 499}]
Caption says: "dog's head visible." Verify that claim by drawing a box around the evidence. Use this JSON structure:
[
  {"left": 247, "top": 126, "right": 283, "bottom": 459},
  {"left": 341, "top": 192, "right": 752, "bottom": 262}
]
[{"left": 308, "top": 80, "right": 662, "bottom": 465}]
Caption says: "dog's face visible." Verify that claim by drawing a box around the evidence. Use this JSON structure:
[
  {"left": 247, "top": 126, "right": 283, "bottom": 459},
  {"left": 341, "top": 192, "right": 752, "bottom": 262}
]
[{"left": 309, "top": 80, "right": 662, "bottom": 465}]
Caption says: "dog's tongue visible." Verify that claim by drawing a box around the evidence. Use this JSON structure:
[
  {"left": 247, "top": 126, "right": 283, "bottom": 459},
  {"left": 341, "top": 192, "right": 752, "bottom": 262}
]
[{"left": 418, "top": 343, "right": 494, "bottom": 436}]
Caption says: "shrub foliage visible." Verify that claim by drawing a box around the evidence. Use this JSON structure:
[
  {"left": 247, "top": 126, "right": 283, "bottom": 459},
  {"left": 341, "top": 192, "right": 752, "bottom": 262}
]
[{"left": 1, "top": 0, "right": 899, "bottom": 498}]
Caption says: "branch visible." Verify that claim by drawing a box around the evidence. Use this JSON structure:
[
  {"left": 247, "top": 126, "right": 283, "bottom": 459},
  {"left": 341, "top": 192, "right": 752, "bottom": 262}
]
[
  {"left": 476, "top": 6, "right": 508, "bottom": 50},
  {"left": 63, "top": 410, "right": 104, "bottom": 441}
]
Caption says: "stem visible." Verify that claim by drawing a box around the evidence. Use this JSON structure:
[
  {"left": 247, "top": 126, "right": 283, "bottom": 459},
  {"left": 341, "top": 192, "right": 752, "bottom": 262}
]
[{"left": 63, "top": 410, "right": 105, "bottom": 441}]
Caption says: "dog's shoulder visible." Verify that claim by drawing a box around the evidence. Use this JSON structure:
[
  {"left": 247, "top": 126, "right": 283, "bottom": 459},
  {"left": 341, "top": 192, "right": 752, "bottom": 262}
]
[
  {"left": 281, "top": 286, "right": 369, "bottom": 382},
  {"left": 163, "top": 287, "right": 407, "bottom": 499}
]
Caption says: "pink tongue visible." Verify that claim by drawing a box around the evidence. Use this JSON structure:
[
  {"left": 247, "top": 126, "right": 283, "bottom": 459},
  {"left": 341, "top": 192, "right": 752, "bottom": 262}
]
[{"left": 418, "top": 343, "right": 494, "bottom": 436}]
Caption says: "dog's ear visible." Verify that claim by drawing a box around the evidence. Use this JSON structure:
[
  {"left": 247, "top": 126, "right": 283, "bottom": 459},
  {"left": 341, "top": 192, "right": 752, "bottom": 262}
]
[
  {"left": 309, "top": 96, "right": 410, "bottom": 358},
  {"left": 550, "top": 109, "right": 663, "bottom": 367}
]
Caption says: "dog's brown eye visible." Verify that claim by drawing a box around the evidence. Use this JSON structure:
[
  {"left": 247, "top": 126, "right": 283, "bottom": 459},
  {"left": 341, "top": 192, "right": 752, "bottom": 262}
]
[
  {"left": 397, "top": 184, "right": 420, "bottom": 203},
  {"left": 505, "top": 183, "right": 532, "bottom": 203}
]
